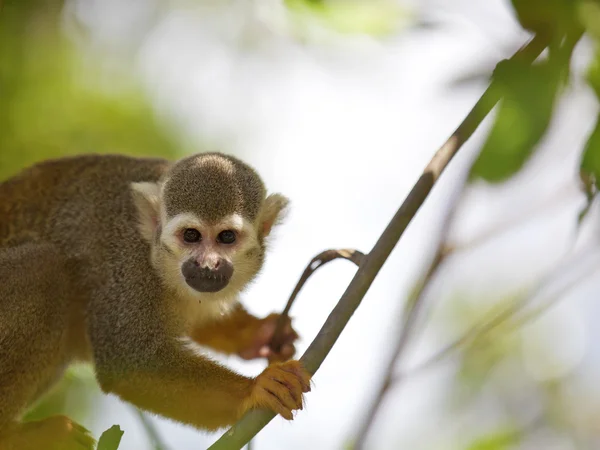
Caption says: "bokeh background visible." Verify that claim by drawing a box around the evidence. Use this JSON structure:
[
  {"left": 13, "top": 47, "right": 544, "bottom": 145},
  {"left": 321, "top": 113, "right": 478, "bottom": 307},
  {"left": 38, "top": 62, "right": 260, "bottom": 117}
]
[{"left": 3, "top": 0, "right": 600, "bottom": 449}]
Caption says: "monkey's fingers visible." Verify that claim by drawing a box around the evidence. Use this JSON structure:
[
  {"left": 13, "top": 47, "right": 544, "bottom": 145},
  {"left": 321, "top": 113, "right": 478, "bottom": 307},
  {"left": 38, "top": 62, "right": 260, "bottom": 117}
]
[
  {"left": 247, "top": 361, "right": 310, "bottom": 420},
  {"left": 278, "top": 361, "right": 311, "bottom": 393}
]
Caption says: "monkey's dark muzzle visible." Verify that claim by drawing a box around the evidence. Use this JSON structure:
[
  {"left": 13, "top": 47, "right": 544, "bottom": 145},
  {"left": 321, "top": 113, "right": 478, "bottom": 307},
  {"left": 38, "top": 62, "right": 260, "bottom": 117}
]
[{"left": 181, "top": 259, "right": 233, "bottom": 293}]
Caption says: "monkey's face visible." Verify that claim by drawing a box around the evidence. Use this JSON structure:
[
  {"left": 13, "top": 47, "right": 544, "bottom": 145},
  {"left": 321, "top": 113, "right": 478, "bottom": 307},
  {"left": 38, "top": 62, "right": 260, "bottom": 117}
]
[
  {"left": 130, "top": 153, "right": 289, "bottom": 303},
  {"left": 157, "top": 212, "right": 263, "bottom": 297}
]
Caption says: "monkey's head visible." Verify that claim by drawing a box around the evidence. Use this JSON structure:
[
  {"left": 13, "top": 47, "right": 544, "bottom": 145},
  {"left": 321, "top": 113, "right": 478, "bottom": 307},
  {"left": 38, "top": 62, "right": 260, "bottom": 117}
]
[{"left": 131, "top": 153, "right": 288, "bottom": 303}]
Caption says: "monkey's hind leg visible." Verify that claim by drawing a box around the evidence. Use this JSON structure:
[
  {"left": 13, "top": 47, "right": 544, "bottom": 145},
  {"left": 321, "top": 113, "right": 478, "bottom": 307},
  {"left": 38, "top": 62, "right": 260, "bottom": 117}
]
[{"left": 0, "top": 244, "right": 95, "bottom": 450}]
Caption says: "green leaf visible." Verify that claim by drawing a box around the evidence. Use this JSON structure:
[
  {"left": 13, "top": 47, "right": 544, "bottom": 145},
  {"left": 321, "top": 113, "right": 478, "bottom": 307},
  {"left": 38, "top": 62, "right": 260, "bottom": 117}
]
[
  {"left": 587, "top": 48, "right": 600, "bottom": 98},
  {"left": 510, "top": 0, "right": 579, "bottom": 37},
  {"left": 465, "top": 427, "right": 521, "bottom": 450},
  {"left": 578, "top": 48, "right": 600, "bottom": 218},
  {"left": 579, "top": 122, "right": 600, "bottom": 196},
  {"left": 469, "top": 59, "right": 563, "bottom": 183},
  {"left": 97, "top": 425, "right": 125, "bottom": 450},
  {"left": 578, "top": 115, "right": 600, "bottom": 216}
]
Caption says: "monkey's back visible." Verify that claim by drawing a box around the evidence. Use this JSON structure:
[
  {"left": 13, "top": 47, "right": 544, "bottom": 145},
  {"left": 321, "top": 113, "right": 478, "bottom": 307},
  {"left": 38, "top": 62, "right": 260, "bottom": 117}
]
[{"left": 0, "top": 154, "right": 170, "bottom": 274}]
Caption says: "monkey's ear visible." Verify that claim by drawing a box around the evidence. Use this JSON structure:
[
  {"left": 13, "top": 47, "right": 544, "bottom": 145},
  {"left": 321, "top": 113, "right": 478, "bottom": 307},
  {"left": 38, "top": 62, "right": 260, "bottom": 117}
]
[
  {"left": 131, "top": 182, "right": 161, "bottom": 242},
  {"left": 260, "top": 193, "right": 289, "bottom": 237}
]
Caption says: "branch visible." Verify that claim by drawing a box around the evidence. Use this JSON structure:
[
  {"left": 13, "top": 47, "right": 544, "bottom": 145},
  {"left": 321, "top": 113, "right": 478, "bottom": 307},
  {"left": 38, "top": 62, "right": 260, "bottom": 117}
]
[
  {"left": 270, "top": 249, "right": 365, "bottom": 353},
  {"left": 207, "top": 33, "right": 548, "bottom": 450}
]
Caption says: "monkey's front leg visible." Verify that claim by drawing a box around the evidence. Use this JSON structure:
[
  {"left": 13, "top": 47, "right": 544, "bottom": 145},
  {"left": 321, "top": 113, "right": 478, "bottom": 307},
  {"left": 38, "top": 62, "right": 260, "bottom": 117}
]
[
  {"left": 96, "top": 342, "right": 311, "bottom": 430},
  {"left": 191, "top": 304, "right": 299, "bottom": 362}
]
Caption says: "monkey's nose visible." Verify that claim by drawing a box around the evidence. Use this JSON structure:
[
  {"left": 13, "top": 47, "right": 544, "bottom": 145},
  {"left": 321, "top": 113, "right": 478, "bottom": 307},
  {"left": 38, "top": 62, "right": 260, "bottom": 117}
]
[
  {"left": 181, "top": 258, "right": 233, "bottom": 293},
  {"left": 194, "top": 257, "right": 221, "bottom": 271}
]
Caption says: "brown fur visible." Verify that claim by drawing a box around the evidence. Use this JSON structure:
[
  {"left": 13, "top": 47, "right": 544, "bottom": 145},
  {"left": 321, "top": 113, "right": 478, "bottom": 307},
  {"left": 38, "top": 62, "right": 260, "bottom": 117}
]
[
  {"left": 0, "top": 153, "right": 308, "bottom": 448},
  {"left": 0, "top": 244, "right": 96, "bottom": 449}
]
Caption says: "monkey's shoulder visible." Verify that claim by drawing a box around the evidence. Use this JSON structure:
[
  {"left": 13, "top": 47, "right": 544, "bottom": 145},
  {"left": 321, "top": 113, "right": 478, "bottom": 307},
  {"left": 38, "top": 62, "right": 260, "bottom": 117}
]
[{"left": 0, "top": 153, "right": 171, "bottom": 203}]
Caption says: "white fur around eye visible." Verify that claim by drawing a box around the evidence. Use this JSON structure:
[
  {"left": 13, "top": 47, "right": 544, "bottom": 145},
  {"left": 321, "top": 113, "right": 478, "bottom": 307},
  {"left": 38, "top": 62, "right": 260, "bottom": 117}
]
[
  {"left": 163, "top": 214, "right": 204, "bottom": 236},
  {"left": 161, "top": 213, "right": 204, "bottom": 249},
  {"left": 226, "top": 214, "right": 244, "bottom": 230},
  {"left": 218, "top": 215, "right": 259, "bottom": 250}
]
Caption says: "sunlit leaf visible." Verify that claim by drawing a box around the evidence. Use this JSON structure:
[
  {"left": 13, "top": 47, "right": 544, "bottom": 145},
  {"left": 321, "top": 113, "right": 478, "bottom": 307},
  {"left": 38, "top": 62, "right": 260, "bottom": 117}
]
[
  {"left": 97, "top": 425, "right": 125, "bottom": 450},
  {"left": 469, "top": 59, "right": 563, "bottom": 183},
  {"left": 285, "top": 0, "right": 406, "bottom": 36},
  {"left": 465, "top": 427, "right": 521, "bottom": 450},
  {"left": 578, "top": 1, "right": 600, "bottom": 41}
]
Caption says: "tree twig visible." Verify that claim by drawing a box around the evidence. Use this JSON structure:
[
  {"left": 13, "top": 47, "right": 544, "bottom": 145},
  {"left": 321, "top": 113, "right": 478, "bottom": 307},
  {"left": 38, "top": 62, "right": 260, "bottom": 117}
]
[
  {"left": 448, "top": 184, "right": 574, "bottom": 254},
  {"left": 207, "top": 33, "right": 548, "bottom": 450},
  {"left": 398, "top": 245, "right": 600, "bottom": 382},
  {"left": 270, "top": 249, "right": 365, "bottom": 353},
  {"left": 132, "top": 408, "right": 168, "bottom": 450}
]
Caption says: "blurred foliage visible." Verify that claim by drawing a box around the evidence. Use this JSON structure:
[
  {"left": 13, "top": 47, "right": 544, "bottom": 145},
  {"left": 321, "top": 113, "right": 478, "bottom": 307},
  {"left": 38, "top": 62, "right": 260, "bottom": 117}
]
[
  {"left": 578, "top": 1, "right": 600, "bottom": 40},
  {"left": 464, "top": 427, "right": 521, "bottom": 450},
  {"left": 469, "top": 59, "right": 563, "bottom": 182},
  {"left": 432, "top": 292, "right": 584, "bottom": 450},
  {"left": 23, "top": 365, "right": 98, "bottom": 424},
  {"left": 580, "top": 49, "right": 600, "bottom": 208},
  {"left": 285, "top": 0, "right": 405, "bottom": 37},
  {"left": 0, "top": 0, "right": 183, "bottom": 180},
  {"left": 510, "top": 0, "right": 579, "bottom": 41},
  {"left": 97, "top": 425, "right": 125, "bottom": 450},
  {"left": 0, "top": 0, "right": 184, "bottom": 440},
  {"left": 469, "top": 0, "right": 591, "bottom": 185}
]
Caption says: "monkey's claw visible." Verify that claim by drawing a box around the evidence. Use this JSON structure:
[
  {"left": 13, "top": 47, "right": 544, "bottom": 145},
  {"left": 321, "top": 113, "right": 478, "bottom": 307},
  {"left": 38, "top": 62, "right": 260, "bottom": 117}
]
[{"left": 245, "top": 360, "right": 311, "bottom": 420}]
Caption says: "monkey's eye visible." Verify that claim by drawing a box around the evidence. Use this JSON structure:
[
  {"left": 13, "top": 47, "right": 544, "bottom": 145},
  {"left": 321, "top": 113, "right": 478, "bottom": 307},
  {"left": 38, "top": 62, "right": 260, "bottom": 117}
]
[
  {"left": 183, "top": 228, "right": 202, "bottom": 243},
  {"left": 218, "top": 230, "right": 236, "bottom": 244}
]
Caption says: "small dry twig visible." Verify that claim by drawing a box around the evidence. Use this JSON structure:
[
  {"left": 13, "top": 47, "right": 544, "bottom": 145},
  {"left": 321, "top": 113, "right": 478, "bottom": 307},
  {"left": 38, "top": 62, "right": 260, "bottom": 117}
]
[
  {"left": 270, "top": 249, "right": 365, "bottom": 353},
  {"left": 132, "top": 408, "right": 169, "bottom": 450}
]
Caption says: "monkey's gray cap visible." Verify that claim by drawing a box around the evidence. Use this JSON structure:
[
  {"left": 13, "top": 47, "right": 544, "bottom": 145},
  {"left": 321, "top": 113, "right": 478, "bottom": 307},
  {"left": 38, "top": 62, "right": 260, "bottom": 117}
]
[{"left": 162, "top": 153, "right": 266, "bottom": 223}]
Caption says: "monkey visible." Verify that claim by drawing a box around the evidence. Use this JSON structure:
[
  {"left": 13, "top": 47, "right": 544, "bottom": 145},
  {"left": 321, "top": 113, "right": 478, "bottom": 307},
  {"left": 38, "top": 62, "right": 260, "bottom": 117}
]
[{"left": 0, "top": 152, "right": 310, "bottom": 450}]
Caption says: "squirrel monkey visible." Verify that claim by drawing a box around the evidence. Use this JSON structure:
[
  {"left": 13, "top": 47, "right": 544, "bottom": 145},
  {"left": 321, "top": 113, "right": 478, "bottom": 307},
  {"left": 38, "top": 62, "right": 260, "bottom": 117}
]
[{"left": 0, "top": 153, "right": 310, "bottom": 450}]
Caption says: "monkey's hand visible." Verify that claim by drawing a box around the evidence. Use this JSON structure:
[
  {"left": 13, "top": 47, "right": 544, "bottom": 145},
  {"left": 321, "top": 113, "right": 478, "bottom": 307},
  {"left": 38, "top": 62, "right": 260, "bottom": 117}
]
[
  {"left": 242, "top": 360, "right": 311, "bottom": 420},
  {"left": 192, "top": 308, "right": 299, "bottom": 362},
  {"left": 237, "top": 313, "right": 298, "bottom": 363}
]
